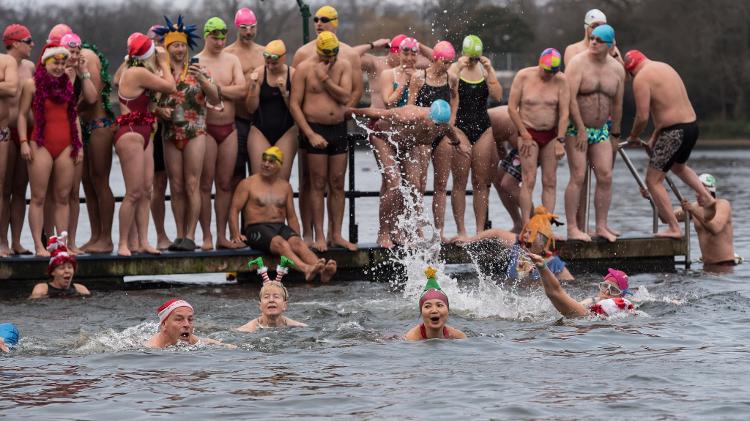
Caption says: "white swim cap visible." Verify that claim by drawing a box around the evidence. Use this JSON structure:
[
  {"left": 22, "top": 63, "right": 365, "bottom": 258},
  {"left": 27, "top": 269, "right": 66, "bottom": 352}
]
[{"left": 585, "top": 9, "right": 607, "bottom": 26}]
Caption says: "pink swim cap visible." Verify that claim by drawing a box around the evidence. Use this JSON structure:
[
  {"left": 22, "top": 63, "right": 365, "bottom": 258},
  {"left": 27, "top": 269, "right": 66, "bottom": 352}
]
[
  {"left": 389, "top": 34, "right": 406, "bottom": 54},
  {"left": 432, "top": 40, "right": 455, "bottom": 61},
  {"left": 235, "top": 8, "right": 257, "bottom": 27},
  {"left": 47, "top": 23, "right": 73, "bottom": 45},
  {"left": 604, "top": 268, "right": 630, "bottom": 294},
  {"left": 60, "top": 33, "right": 81, "bottom": 49},
  {"left": 399, "top": 37, "right": 419, "bottom": 52}
]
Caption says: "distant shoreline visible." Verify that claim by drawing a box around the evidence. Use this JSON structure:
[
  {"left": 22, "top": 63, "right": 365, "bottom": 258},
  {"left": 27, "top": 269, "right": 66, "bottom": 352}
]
[{"left": 696, "top": 139, "right": 750, "bottom": 149}]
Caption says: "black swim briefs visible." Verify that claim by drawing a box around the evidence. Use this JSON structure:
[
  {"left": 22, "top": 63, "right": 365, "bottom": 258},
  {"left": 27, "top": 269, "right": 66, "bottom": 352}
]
[
  {"left": 244, "top": 223, "right": 299, "bottom": 252},
  {"left": 650, "top": 121, "right": 699, "bottom": 172},
  {"left": 301, "top": 121, "right": 348, "bottom": 155}
]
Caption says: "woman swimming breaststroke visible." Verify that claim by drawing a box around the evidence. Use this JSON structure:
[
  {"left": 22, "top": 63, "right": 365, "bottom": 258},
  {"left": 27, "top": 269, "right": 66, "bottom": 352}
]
[{"left": 405, "top": 267, "right": 467, "bottom": 340}]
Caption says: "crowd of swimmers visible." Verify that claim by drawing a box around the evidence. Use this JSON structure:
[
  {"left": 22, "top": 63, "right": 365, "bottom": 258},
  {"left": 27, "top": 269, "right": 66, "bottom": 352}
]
[{"left": 0, "top": 5, "right": 739, "bottom": 278}]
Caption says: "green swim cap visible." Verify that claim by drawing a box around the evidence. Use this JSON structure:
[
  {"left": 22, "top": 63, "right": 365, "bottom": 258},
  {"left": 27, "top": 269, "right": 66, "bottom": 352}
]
[
  {"left": 462, "top": 35, "right": 483, "bottom": 58},
  {"left": 204, "top": 17, "right": 227, "bottom": 36}
]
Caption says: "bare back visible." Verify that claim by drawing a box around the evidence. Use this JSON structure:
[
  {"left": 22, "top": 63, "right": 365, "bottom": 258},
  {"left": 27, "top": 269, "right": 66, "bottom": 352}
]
[
  {"left": 489, "top": 105, "right": 517, "bottom": 147},
  {"left": 634, "top": 61, "right": 696, "bottom": 129}
]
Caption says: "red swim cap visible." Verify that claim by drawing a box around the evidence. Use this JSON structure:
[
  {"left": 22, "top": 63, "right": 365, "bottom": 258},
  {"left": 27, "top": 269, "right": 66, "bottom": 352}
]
[
  {"left": 389, "top": 34, "right": 406, "bottom": 54},
  {"left": 3, "top": 24, "right": 31, "bottom": 48},
  {"left": 624, "top": 50, "right": 647, "bottom": 75}
]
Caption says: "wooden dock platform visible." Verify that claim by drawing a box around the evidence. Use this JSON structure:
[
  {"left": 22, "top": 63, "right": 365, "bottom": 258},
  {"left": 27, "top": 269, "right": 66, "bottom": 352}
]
[{"left": 0, "top": 236, "right": 687, "bottom": 288}]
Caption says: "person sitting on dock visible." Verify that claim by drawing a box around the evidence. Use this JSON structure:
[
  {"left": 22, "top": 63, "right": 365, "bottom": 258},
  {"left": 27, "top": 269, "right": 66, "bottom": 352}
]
[
  {"left": 0, "top": 322, "right": 19, "bottom": 353},
  {"left": 237, "top": 257, "right": 308, "bottom": 332},
  {"left": 228, "top": 146, "right": 334, "bottom": 282},
  {"left": 29, "top": 232, "right": 91, "bottom": 299},
  {"left": 405, "top": 267, "right": 466, "bottom": 340},
  {"left": 531, "top": 257, "right": 634, "bottom": 318},
  {"left": 674, "top": 174, "right": 738, "bottom": 272},
  {"left": 145, "top": 298, "right": 231, "bottom": 349},
  {"left": 453, "top": 206, "right": 574, "bottom": 281}
]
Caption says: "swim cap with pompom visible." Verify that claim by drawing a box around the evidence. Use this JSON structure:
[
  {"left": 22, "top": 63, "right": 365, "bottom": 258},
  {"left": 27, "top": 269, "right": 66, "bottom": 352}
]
[
  {"left": 462, "top": 35, "right": 483, "bottom": 58},
  {"left": 419, "top": 267, "right": 449, "bottom": 310},
  {"left": 47, "top": 23, "right": 72, "bottom": 45}
]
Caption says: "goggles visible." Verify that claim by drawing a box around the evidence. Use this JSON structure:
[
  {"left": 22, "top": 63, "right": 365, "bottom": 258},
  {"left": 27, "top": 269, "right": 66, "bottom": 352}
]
[
  {"left": 318, "top": 46, "right": 339, "bottom": 56},
  {"left": 239, "top": 24, "right": 256, "bottom": 31},
  {"left": 313, "top": 16, "right": 337, "bottom": 24},
  {"left": 263, "top": 51, "right": 284, "bottom": 60},
  {"left": 65, "top": 40, "right": 81, "bottom": 49},
  {"left": 400, "top": 45, "right": 418, "bottom": 53},
  {"left": 16, "top": 37, "right": 33, "bottom": 45},
  {"left": 587, "top": 22, "right": 604, "bottom": 29},
  {"left": 207, "top": 29, "right": 228, "bottom": 40},
  {"left": 598, "top": 281, "right": 623, "bottom": 296},
  {"left": 589, "top": 36, "right": 606, "bottom": 44},
  {"left": 261, "top": 153, "right": 281, "bottom": 164}
]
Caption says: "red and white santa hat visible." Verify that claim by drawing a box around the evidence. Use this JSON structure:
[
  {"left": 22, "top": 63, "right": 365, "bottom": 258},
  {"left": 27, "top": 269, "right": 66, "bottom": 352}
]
[
  {"left": 157, "top": 298, "right": 193, "bottom": 324},
  {"left": 127, "top": 32, "right": 155, "bottom": 61},
  {"left": 47, "top": 231, "right": 77, "bottom": 275}
]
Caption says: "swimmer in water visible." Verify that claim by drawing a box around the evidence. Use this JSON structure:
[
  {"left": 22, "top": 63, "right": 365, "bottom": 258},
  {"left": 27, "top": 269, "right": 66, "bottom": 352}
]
[
  {"left": 237, "top": 265, "right": 307, "bottom": 332},
  {"left": 453, "top": 206, "right": 574, "bottom": 281},
  {"left": 145, "top": 298, "right": 233, "bottom": 349},
  {"left": 29, "top": 232, "right": 91, "bottom": 299},
  {"left": 0, "top": 322, "right": 19, "bottom": 353},
  {"left": 405, "top": 267, "right": 467, "bottom": 340},
  {"left": 531, "top": 258, "right": 634, "bottom": 318}
]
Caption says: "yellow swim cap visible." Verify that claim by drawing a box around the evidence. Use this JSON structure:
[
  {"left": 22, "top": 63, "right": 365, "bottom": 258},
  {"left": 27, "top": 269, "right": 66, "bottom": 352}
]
[
  {"left": 315, "top": 5, "right": 339, "bottom": 28},
  {"left": 316, "top": 31, "right": 339, "bottom": 56},
  {"left": 262, "top": 146, "right": 284, "bottom": 165},
  {"left": 265, "top": 39, "right": 286, "bottom": 58}
]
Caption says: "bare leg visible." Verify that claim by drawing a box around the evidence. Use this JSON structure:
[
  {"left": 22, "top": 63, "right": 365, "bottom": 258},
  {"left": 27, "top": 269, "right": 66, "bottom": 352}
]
[
  {"left": 450, "top": 129, "right": 472, "bottom": 240},
  {"left": 589, "top": 140, "right": 615, "bottom": 242},
  {"left": 51, "top": 149, "right": 76, "bottom": 246},
  {"left": 278, "top": 236, "right": 325, "bottom": 281},
  {"left": 199, "top": 135, "right": 218, "bottom": 250},
  {"left": 115, "top": 134, "right": 147, "bottom": 256},
  {"left": 518, "top": 140, "right": 540, "bottom": 227},
  {"left": 65, "top": 157, "right": 84, "bottom": 253},
  {"left": 298, "top": 148, "right": 313, "bottom": 244},
  {"left": 370, "top": 134, "right": 400, "bottom": 248},
  {"left": 307, "top": 153, "right": 328, "bottom": 251},
  {"left": 151, "top": 168, "right": 170, "bottom": 250},
  {"left": 182, "top": 136, "right": 205, "bottom": 241},
  {"left": 276, "top": 128, "right": 299, "bottom": 181},
  {"left": 539, "top": 141, "right": 558, "bottom": 213},
  {"left": 248, "top": 126, "right": 272, "bottom": 177},
  {"left": 470, "top": 129, "right": 497, "bottom": 233},
  {"left": 8, "top": 143, "right": 30, "bottom": 254},
  {"left": 164, "top": 139, "right": 187, "bottom": 240},
  {"left": 432, "top": 138, "right": 452, "bottom": 242},
  {"left": 136, "top": 141, "right": 159, "bottom": 254},
  {"left": 670, "top": 162, "right": 716, "bottom": 219},
  {"left": 85, "top": 127, "right": 115, "bottom": 253},
  {"left": 327, "top": 152, "right": 356, "bottom": 250},
  {"left": 80, "top": 149, "right": 100, "bottom": 250},
  {"left": 214, "top": 131, "right": 242, "bottom": 249},
  {"left": 0, "top": 140, "right": 12, "bottom": 256},
  {"left": 26, "top": 143, "right": 54, "bottom": 256},
  {"left": 564, "top": 137, "right": 591, "bottom": 241},
  {"left": 496, "top": 169, "right": 523, "bottom": 233},
  {"left": 646, "top": 166, "right": 682, "bottom": 238}
]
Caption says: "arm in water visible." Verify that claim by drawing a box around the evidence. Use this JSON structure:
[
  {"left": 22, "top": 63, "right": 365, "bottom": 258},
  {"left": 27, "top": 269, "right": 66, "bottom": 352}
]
[{"left": 528, "top": 253, "right": 588, "bottom": 317}]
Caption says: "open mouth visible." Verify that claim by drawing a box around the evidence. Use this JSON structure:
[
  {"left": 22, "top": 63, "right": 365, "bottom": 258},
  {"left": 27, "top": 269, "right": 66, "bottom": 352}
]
[
  {"left": 179, "top": 332, "right": 190, "bottom": 341},
  {"left": 430, "top": 316, "right": 440, "bottom": 323}
]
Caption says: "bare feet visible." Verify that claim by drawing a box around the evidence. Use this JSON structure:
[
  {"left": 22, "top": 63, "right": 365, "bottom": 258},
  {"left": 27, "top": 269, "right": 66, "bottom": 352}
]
[
  {"left": 156, "top": 237, "right": 172, "bottom": 251},
  {"left": 304, "top": 258, "right": 326, "bottom": 282},
  {"left": 0, "top": 243, "right": 10, "bottom": 257},
  {"left": 655, "top": 229, "right": 683, "bottom": 239},
  {"left": 201, "top": 237, "right": 214, "bottom": 251},
  {"left": 312, "top": 238, "right": 327, "bottom": 252},
  {"left": 303, "top": 234, "right": 314, "bottom": 247},
  {"left": 448, "top": 234, "right": 469, "bottom": 245},
  {"left": 11, "top": 244, "right": 32, "bottom": 255},
  {"left": 594, "top": 228, "right": 617, "bottom": 243},
  {"left": 117, "top": 245, "right": 131, "bottom": 257},
  {"left": 80, "top": 238, "right": 96, "bottom": 251},
  {"left": 68, "top": 246, "right": 84, "bottom": 255},
  {"left": 377, "top": 232, "right": 394, "bottom": 249},
  {"left": 321, "top": 259, "right": 337, "bottom": 283},
  {"left": 84, "top": 241, "right": 114, "bottom": 254},
  {"left": 606, "top": 226, "right": 621, "bottom": 237},
  {"left": 216, "top": 238, "right": 245, "bottom": 249},
  {"left": 567, "top": 229, "right": 592, "bottom": 242},
  {"left": 330, "top": 236, "right": 358, "bottom": 251},
  {"left": 140, "top": 244, "right": 161, "bottom": 255}
]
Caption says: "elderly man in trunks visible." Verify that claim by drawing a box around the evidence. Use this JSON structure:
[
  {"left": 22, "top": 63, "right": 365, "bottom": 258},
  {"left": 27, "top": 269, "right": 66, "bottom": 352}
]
[
  {"left": 229, "top": 146, "right": 333, "bottom": 282},
  {"left": 624, "top": 50, "right": 717, "bottom": 238},
  {"left": 292, "top": 5, "right": 363, "bottom": 248},
  {"left": 349, "top": 100, "right": 467, "bottom": 241},
  {"left": 674, "top": 174, "right": 736, "bottom": 273},
  {"left": 1, "top": 24, "right": 32, "bottom": 256},
  {"left": 290, "top": 31, "right": 356, "bottom": 253},
  {"left": 0, "top": 32, "right": 20, "bottom": 257},
  {"left": 507, "top": 48, "right": 569, "bottom": 227},
  {"left": 195, "top": 18, "right": 247, "bottom": 251},
  {"left": 564, "top": 24, "right": 624, "bottom": 243},
  {"left": 225, "top": 7, "right": 265, "bottom": 185}
]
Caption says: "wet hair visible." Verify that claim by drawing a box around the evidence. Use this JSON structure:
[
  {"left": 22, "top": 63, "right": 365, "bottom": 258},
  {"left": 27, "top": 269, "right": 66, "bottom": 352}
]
[{"left": 259, "top": 281, "right": 288, "bottom": 301}]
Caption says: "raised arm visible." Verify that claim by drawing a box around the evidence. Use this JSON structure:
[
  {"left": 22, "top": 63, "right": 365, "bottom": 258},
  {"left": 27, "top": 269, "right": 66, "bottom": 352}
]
[
  {"left": 321, "top": 60, "right": 351, "bottom": 105},
  {"left": 528, "top": 253, "right": 588, "bottom": 317},
  {"left": 245, "top": 65, "right": 264, "bottom": 114},
  {"left": 481, "top": 56, "right": 503, "bottom": 101}
]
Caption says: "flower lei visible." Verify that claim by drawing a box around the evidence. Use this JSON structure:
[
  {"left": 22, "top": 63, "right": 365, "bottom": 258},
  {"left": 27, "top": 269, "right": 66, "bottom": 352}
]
[
  {"left": 81, "top": 42, "right": 115, "bottom": 121},
  {"left": 32, "top": 65, "right": 81, "bottom": 158}
]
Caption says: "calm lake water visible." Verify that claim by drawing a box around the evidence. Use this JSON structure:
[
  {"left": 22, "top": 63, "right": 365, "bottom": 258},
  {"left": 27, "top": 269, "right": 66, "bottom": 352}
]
[{"left": 2, "top": 149, "right": 749, "bottom": 419}]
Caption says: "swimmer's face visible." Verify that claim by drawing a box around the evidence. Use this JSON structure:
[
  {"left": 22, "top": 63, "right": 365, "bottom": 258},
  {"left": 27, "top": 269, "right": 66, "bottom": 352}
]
[
  {"left": 264, "top": 54, "right": 285, "bottom": 71},
  {"left": 205, "top": 33, "right": 226, "bottom": 51},
  {"left": 597, "top": 279, "right": 622, "bottom": 300},
  {"left": 588, "top": 36, "right": 609, "bottom": 55},
  {"left": 260, "top": 154, "right": 282, "bottom": 175},
  {"left": 399, "top": 49, "right": 417, "bottom": 68},
  {"left": 318, "top": 53, "right": 336, "bottom": 65},
  {"left": 238, "top": 24, "right": 257, "bottom": 42},
  {"left": 259, "top": 285, "right": 288, "bottom": 317},
  {"left": 66, "top": 47, "right": 81, "bottom": 64},
  {"left": 163, "top": 307, "right": 194, "bottom": 343},
  {"left": 167, "top": 41, "right": 187, "bottom": 63},
  {"left": 45, "top": 57, "right": 67, "bottom": 77},
  {"left": 50, "top": 262, "right": 75, "bottom": 288},
  {"left": 314, "top": 17, "right": 336, "bottom": 34},
  {"left": 421, "top": 299, "right": 448, "bottom": 329}
]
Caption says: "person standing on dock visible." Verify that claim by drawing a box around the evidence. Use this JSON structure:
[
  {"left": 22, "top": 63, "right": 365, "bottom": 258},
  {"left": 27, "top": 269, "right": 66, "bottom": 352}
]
[
  {"left": 1, "top": 24, "right": 32, "bottom": 257},
  {"left": 507, "top": 48, "right": 569, "bottom": 228},
  {"left": 674, "top": 174, "right": 736, "bottom": 271},
  {"left": 563, "top": 24, "right": 625, "bottom": 243},
  {"left": 292, "top": 5, "right": 363, "bottom": 249},
  {"left": 228, "top": 146, "right": 333, "bottom": 282},
  {"left": 624, "top": 50, "right": 717, "bottom": 238}
]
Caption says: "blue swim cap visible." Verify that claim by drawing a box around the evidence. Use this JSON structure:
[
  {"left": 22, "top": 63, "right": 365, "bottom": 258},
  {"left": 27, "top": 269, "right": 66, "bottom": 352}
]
[
  {"left": 429, "top": 99, "right": 451, "bottom": 124},
  {"left": 0, "top": 323, "right": 19, "bottom": 347},
  {"left": 591, "top": 24, "right": 615, "bottom": 47}
]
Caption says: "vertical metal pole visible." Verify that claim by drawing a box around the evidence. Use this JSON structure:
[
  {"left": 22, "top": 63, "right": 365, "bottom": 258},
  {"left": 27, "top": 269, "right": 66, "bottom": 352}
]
[
  {"left": 584, "top": 165, "right": 592, "bottom": 233},
  {"left": 297, "top": 1, "right": 311, "bottom": 43},
  {"left": 348, "top": 139, "right": 358, "bottom": 243}
]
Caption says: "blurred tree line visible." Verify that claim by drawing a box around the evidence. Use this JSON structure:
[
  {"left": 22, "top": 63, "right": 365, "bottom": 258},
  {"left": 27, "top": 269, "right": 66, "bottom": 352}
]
[{"left": 2, "top": 0, "right": 748, "bottom": 137}]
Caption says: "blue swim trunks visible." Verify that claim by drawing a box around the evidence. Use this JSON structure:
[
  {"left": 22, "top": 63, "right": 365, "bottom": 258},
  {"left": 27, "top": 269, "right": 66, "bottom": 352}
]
[{"left": 566, "top": 120, "right": 611, "bottom": 145}]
